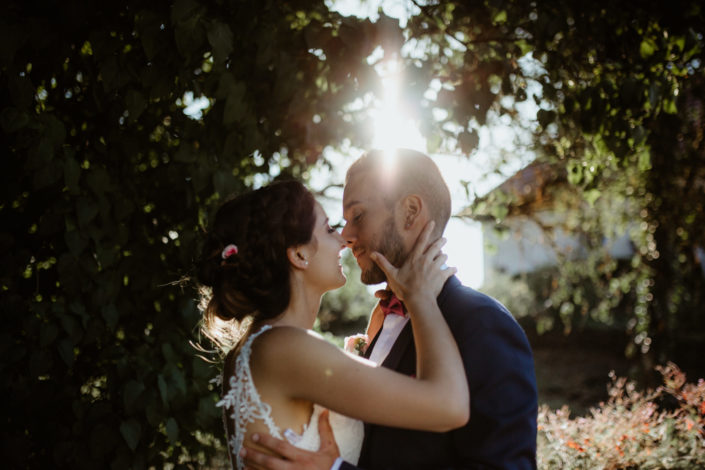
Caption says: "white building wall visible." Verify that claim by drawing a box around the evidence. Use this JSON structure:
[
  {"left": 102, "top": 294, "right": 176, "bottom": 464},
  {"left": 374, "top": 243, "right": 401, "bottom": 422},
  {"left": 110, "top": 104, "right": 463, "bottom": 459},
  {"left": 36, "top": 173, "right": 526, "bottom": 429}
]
[{"left": 482, "top": 210, "right": 632, "bottom": 281}]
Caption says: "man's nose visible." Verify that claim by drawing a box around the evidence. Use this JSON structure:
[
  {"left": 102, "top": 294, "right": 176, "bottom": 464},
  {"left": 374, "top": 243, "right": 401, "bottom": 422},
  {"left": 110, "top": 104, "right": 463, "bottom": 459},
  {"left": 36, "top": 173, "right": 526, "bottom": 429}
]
[{"left": 341, "top": 224, "right": 355, "bottom": 247}]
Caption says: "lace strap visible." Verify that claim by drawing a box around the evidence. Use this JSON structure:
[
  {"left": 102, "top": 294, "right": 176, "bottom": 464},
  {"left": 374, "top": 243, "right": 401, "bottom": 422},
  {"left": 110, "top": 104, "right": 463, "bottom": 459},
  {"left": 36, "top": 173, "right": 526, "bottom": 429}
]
[{"left": 216, "top": 324, "right": 281, "bottom": 469}]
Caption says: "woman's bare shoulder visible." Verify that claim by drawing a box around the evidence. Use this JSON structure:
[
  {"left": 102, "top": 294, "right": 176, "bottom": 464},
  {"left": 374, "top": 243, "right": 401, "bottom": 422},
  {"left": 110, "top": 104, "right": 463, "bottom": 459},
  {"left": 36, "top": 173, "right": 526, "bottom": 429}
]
[{"left": 251, "top": 325, "right": 332, "bottom": 365}]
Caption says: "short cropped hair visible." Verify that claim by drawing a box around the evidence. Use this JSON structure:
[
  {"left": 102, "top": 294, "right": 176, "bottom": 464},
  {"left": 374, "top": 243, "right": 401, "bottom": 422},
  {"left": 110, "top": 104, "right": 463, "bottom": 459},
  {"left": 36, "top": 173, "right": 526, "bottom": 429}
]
[{"left": 346, "top": 148, "right": 452, "bottom": 234}]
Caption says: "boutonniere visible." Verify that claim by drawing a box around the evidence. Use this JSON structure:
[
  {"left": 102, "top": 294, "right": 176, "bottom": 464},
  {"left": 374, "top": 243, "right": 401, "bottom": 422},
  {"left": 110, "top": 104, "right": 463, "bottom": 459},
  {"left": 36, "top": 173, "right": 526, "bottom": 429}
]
[{"left": 344, "top": 333, "right": 369, "bottom": 357}]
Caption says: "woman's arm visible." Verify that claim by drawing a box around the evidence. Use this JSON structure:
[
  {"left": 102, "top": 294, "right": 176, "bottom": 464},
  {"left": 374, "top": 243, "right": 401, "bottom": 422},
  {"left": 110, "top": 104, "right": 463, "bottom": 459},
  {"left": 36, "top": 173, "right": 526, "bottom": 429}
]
[{"left": 255, "top": 222, "right": 469, "bottom": 432}]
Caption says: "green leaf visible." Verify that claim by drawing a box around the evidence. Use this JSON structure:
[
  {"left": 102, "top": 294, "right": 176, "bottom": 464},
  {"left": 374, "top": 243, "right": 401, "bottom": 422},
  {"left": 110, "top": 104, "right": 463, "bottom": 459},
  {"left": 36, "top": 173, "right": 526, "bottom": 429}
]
[
  {"left": 158, "top": 374, "right": 168, "bottom": 406},
  {"left": 639, "top": 38, "right": 657, "bottom": 59},
  {"left": 120, "top": 419, "right": 142, "bottom": 451},
  {"left": 663, "top": 98, "right": 677, "bottom": 114},
  {"left": 126, "top": 90, "right": 146, "bottom": 121},
  {"left": 567, "top": 161, "right": 583, "bottom": 185},
  {"left": 64, "top": 230, "right": 87, "bottom": 256},
  {"left": 0, "top": 22, "right": 27, "bottom": 65},
  {"left": 136, "top": 10, "right": 162, "bottom": 59},
  {"left": 43, "top": 115, "right": 66, "bottom": 148},
  {"left": 123, "top": 380, "right": 145, "bottom": 410},
  {"left": 171, "top": 0, "right": 199, "bottom": 24},
  {"left": 174, "top": 144, "right": 197, "bottom": 163},
  {"left": 64, "top": 154, "right": 81, "bottom": 194},
  {"left": 174, "top": 15, "right": 204, "bottom": 59},
  {"left": 8, "top": 76, "right": 34, "bottom": 109},
  {"left": 637, "top": 149, "right": 652, "bottom": 171},
  {"left": 57, "top": 338, "right": 75, "bottom": 367},
  {"left": 223, "top": 81, "right": 246, "bottom": 125},
  {"left": 207, "top": 21, "right": 234, "bottom": 62},
  {"left": 215, "top": 170, "right": 239, "bottom": 196},
  {"left": 166, "top": 417, "right": 179, "bottom": 443},
  {"left": 76, "top": 198, "right": 99, "bottom": 227},
  {"left": 87, "top": 167, "right": 111, "bottom": 196},
  {"left": 101, "top": 304, "right": 119, "bottom": 330},
  {"left": 0, "top": 107, "right": 30, "bottom": 133},
  {"left": 39, "top": 322, "right": 59, "bottom": 347},
  {"left": 646, "top": 82, "right": 660, "bottom": 110},
  {"left": 584, "top": 189, "right": 601, "bottom": 207},
  {"left": 99, "top": 56, "right": 120, "bottom": 92},
  {"left": 161, "top": 343, "right": 177, "bottom": 363},
  {"left": 59, "top": 313, "right": 82, "bottom": 343}
]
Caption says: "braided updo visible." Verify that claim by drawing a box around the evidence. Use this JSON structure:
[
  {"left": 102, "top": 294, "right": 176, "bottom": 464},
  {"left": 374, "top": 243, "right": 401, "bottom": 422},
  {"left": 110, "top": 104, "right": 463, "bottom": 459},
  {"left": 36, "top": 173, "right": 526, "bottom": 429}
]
[{"left": 197, "top": 180, "right": 317, "bottom": 350}]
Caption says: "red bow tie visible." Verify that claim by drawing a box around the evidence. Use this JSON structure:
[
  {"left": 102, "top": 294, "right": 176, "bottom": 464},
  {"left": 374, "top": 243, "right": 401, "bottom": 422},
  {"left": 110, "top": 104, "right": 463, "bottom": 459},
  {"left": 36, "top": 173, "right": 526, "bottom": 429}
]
[{"left": 379, "top": 293, "right": 406, "bottom": 317}]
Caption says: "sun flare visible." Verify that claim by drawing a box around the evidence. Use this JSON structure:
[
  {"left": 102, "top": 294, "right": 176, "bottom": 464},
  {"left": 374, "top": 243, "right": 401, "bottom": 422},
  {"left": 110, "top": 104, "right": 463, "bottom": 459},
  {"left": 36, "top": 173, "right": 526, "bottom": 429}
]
[{"left": 370, "top": 60, "right": 424, "bottom": 155}]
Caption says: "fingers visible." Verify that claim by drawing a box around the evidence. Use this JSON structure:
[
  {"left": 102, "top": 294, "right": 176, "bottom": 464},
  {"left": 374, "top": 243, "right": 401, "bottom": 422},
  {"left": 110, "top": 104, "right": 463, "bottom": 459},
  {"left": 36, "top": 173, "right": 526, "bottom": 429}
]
[
  {"left": 409, "top": 220, "right": 435, "bottom": 260},
  {"left": 317, "top": 410, "right": 338, "bottom": 450},
  {"left": 424, "top": 237, "right": 447, "bottom": 261},
  {"left": 370, "top": 251, "right": 396, "bottom": 279},
  {"left": 431, "top": 252, "right": 449, "bottom": 269},
  {"left": 440, "top": 266, "right": 458, "bottom": 283},
  {"left": 248, "top": 433, "right": 299, "bottom": 461},
  {"left": 241, "top": 445, "right": 288, "bottom": 470},
  {"left": 374, "top": 289, "right": 390, "bottom": 299}
]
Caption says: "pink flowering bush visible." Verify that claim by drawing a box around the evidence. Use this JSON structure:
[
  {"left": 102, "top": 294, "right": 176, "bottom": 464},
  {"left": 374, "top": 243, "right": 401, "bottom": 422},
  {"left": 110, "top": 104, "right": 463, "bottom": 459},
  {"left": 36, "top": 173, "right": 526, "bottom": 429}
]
[{"left": 537, "top": 363, "right": 705, "bottom": 469}]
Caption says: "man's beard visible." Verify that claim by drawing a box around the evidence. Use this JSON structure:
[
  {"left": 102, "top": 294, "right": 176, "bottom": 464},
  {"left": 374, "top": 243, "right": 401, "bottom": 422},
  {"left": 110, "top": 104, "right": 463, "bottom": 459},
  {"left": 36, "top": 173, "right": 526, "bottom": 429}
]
[{"left": 361, "top": 217, "right": 406, "bottom": 285}]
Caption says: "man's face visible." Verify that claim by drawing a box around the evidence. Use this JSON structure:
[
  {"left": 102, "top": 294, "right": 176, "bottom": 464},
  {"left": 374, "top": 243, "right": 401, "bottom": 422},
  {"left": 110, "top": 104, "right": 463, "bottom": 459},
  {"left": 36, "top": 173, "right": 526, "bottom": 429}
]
[{"left": 341, "top": 171, "right": 406, "bottom": 284}]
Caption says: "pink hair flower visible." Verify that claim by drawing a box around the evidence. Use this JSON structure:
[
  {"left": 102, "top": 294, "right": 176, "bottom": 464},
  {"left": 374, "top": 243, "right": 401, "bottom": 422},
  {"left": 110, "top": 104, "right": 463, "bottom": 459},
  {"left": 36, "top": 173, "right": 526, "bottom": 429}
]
[{"left": 221, "top": 244, "right": 238, "bottom": 259}]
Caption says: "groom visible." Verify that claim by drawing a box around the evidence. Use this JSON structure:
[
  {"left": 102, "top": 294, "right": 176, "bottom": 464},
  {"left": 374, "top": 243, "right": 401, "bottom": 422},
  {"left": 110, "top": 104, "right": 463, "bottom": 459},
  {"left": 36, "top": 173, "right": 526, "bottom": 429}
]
[{"left": 243, "top": 149, "right": 538, "bottom": 469}]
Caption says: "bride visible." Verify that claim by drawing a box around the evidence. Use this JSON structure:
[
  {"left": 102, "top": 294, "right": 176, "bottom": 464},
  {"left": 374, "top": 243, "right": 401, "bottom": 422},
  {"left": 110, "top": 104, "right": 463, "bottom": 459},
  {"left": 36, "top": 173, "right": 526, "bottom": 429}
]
[{"left": 197, "top": 180, "right": 468, "bottom": 470}]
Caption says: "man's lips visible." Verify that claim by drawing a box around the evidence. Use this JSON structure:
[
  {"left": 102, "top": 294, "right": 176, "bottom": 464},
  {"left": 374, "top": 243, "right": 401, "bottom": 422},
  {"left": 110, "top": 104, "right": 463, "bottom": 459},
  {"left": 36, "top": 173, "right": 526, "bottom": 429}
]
[{"left": 352, "top": 248, "right": 366, "bottom": 260}]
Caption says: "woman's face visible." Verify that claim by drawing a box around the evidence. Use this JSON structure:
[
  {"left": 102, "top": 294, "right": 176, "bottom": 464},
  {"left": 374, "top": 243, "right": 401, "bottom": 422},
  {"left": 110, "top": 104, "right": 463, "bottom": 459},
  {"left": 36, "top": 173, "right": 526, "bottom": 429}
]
[{"left": 304, "top": 202, "right": 347, "bottom": 292}]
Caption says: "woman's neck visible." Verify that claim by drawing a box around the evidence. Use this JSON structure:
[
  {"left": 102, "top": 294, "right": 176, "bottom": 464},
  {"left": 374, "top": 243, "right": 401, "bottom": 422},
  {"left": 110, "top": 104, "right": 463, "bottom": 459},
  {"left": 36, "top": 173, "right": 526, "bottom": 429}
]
[{"left": 268, "top": 275, "right": 321, "bottom": 330}]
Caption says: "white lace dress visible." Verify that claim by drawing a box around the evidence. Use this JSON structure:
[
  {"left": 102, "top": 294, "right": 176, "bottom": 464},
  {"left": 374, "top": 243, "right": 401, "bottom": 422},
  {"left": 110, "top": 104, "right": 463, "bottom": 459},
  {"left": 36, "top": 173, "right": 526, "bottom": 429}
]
[{"left": 217, "top": 325, "right": 364, "bottom": 470}]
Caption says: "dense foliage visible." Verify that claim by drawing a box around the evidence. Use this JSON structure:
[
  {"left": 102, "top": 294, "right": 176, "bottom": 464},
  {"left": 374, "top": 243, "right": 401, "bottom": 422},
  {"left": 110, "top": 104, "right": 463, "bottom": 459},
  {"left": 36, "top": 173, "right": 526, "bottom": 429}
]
[
  {"left": 0, "top": 0, "right": 395, "bottom": 467},
  {"left": 413, "top": 0, "right": 705, "bottom": 364}
]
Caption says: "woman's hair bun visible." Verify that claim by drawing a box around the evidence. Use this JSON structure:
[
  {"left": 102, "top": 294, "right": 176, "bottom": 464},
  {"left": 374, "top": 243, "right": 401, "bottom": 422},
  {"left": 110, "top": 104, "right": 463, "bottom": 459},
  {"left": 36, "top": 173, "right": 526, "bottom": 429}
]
[{"left": 198, "top": 180, "right": 316, "bottom": 341}]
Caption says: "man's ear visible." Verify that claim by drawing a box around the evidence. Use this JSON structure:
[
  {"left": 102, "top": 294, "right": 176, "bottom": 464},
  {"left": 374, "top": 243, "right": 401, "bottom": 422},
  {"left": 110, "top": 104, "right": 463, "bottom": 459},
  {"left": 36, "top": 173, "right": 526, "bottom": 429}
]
[
  {"left": 400, "top": 195, "right": 423, "bottom": 230},
  {"left": 286, "top": 246, "right": 309, "bottom": 269}
]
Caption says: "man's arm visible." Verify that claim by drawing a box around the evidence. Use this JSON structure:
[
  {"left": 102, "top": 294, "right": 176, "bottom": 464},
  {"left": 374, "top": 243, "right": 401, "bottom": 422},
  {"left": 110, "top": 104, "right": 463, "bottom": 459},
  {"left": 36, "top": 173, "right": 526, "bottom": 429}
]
[
  {"left": 450, "top": 301, "right": 538, "bottom": 469},
  {"left": 241, "top": 410, "right": 346, "bottom": 470}
]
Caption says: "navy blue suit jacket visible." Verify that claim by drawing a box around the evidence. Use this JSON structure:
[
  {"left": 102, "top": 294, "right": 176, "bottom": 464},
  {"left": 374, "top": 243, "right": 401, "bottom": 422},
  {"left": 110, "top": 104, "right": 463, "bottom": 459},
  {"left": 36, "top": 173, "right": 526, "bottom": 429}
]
[{"left": 341, "top": 276, "right": 538, "bottom": 469}]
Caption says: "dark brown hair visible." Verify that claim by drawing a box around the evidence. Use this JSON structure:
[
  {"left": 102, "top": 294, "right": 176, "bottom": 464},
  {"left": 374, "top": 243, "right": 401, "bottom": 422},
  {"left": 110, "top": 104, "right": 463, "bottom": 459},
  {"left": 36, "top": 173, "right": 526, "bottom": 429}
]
[{"left": 197, "top": 180, "right": 316, "bottom": 350}]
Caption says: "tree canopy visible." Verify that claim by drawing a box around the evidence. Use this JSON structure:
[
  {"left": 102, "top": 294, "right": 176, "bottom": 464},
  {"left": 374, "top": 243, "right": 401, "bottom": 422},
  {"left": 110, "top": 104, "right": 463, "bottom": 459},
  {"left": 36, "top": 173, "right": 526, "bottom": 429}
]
[{"left": 2, "top": 0, "right": 703, "bottom": 467}]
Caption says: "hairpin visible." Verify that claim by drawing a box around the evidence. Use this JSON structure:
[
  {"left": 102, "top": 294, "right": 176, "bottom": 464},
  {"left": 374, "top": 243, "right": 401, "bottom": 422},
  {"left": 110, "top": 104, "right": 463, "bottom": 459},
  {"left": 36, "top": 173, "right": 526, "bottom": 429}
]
[{"left": 221, "top": 244, "right": 238, "bottom": 259}]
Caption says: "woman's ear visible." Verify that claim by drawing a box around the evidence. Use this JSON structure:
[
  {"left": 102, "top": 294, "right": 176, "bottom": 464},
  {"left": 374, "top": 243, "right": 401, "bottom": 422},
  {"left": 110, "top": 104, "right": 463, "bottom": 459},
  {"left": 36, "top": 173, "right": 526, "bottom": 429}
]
[
  {"left": 400, "top": 195, "right": 423, "bottom": 230},
  {"left": 287, "top": 246, "right": 309, "bottom": 269}
]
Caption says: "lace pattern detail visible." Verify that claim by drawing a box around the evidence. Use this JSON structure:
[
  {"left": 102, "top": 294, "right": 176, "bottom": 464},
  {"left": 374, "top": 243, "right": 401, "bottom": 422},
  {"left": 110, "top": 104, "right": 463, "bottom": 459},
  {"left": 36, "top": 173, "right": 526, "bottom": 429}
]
[
  {"left": 216, "top": 325, "right": 281, "bottom": 470},
  {"left": 217, "top": 325, "right": 363, "bottom": 469}
]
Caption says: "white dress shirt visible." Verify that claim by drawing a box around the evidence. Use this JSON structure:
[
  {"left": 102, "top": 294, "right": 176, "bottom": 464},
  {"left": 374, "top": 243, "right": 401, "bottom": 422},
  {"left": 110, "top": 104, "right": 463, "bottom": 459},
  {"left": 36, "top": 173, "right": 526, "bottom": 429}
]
[
  {"left": 331, "top": 312, "right": 410, "bottom": 470},
  {"left": 367, "top": 313, "right": 410, "bottom": 365}
]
